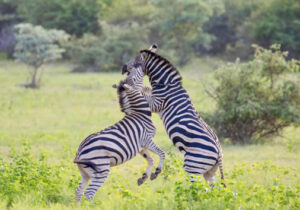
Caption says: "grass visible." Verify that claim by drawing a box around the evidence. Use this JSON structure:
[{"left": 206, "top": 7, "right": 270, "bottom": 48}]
[{"left": 0, "top": 60, "right": 299, "bottom": 209}]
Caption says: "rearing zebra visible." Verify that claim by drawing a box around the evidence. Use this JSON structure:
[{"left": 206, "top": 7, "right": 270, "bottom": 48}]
[
  {"left": 122, "top": 45, "right": 225, "bottom": 186},
  {"left": 74, "top": 79, "right": 165, "bottom": 202}
]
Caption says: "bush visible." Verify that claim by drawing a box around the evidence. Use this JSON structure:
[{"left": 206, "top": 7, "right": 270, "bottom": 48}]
[
  {"left": 203, "top": 45, "right": 300, "bottom": 144},
  {"left": 66, "top": 22, "right": 148, "bottom": 72},
  {"left": 0, "top": 143, "right": 76, "bottom": 208},
  {"left": 174, "top": 162, "right": 299, "bottom": 209}
]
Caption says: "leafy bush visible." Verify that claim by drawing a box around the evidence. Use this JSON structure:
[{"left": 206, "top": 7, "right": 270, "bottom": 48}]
[
  {"left": 203, "top": 45, "right": 300, "bottom": 144},
  {"left": 14, "top": 23, "right": 69, "bottom": 88},
  {"left": 66, "top": 22, "right": 148, "bottom": 72},
  {"left": 0, "top": 143, "right": 76, "bottom": 208},
  {"left": 174, "top": 162, "right": 299, "bottom": 209}
]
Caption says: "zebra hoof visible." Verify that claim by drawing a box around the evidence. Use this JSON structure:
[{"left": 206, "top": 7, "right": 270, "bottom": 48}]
[
  {"left": 137, "top": 178, "right": 144, "bottom": 186},
  {"left": 150, "top": 173, "right": 157, "bottom": 180}
]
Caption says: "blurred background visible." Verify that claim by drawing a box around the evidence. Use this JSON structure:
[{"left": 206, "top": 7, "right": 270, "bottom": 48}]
[{"left": 1, "top": 0, "right": 299, "bottom": 71}]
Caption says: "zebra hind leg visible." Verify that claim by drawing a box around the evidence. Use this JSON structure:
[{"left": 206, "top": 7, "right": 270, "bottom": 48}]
[
  {"left": 84, "top": 166, "right": 110, "bottom": 201},
  {"left": 145, "top": 141, "right": 165, "bottom": 181},
  {"left": 75, "top": 164, "right": 90, "bottom": 202},
  {"left": 137, "top": 149, "right": 154, "bottom": 185},
  {"left": 203, "top": 163, "right": 218, "bottom": 187}
]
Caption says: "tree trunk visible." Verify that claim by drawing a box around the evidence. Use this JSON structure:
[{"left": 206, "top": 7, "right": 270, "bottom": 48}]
[{"left": 25, "top": 66, "right": 40, "bottom": 88}]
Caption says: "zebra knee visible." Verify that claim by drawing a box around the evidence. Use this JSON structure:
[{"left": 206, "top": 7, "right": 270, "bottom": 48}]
[{"left": 203, "top": 174, "right": 215, "bottom": 183}]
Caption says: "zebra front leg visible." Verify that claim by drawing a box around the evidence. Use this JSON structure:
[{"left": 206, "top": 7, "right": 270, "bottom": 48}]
[
  {"left": 144, "top": 141, "right": 165, "bottom": 180},
  {"left": 75, "top": 164, "right": 90, "bottom": 202},
  {"left": 84, "top": 166, "right": 110, "bottom": 201},
  {"left": 137, "top": 149, "right": 154, "bottom": 185}
]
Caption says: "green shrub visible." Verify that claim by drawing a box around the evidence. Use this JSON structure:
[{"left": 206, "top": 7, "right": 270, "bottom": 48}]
[
  {"left": 203, "top": 45, "right": 300, "bottom": 144},
  {"left": 174, "top": 162, "right": 299, "bottom": 209},
  {"left": 0, "top": 143, "right": 76, "bottom": 208}
]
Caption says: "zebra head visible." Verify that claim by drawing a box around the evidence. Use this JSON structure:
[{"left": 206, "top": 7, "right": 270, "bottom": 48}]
[
  {"left": 122, "top": 44, "right": 158, "bottom": 75},
  {"left": 124, "top": 66, "right": 145, "bottom": 91},
  {"left": 112, "top": 80, "right": 151, "bottom": 115}
]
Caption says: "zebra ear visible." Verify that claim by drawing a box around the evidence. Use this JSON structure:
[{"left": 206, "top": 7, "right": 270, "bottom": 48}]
[
  {"left": 140, "top": 52, "right": 148, "bottom": 61},
  {"left": 112, "top": 84, "right": 119, "bottom": 88},
  {"left": 148, "top": 44, "right": 158, "bottom": 52},
  {"left": 122, "top": 84, "right": 132, "bottom": 91}
]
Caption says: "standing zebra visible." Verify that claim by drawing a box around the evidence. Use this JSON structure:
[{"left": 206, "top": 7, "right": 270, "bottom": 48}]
[
  {"left": 74, "top": 79, "right": 165, "bottom": 202},
  {"left": 122, "top": 45, "right": 225, "bottom": 186}
]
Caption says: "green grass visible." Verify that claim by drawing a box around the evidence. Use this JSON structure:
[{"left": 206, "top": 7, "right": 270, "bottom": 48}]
[{"left": 0, "top": 60, "right": 299, "bottom": 209}]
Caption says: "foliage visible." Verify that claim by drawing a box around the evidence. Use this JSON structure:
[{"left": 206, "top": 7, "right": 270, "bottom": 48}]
[
  {"left": 0, "top": 143, "right": 76, "bottom": 208},
  {"left": 101, "top": 0, "right": 155, "bottom": 25},
  {"left": 203, "top": 0, "right": 263, "bottom": 59},
  {"left": 150, "top": 0, "right": 213, "bottom": 65},
  {"left": 0, "top": 0, "right": 19, "bottom": 57},
  {"left": 1, "top": 144, "right": 299, "bottom": 209},
  {"left": 248, "top": 0, "right": 300, "bottom": 58},
  {"left": 14, "top": 23, "right": 68, "bottom": 88},
  {"left": 66, "top": 22, "right": 148, "bottom": 72},
  {"left": 175, "top": 162, "right": 299, "bottom": 209},
  {"left": 2, "top": 0, "right": 300, "bottom": 63},
  {"left": 203, "top": 45, "right": 300, "bottom": 143},
  {"left": 17, "top": 0, "right": 100, "bottom": 37}
]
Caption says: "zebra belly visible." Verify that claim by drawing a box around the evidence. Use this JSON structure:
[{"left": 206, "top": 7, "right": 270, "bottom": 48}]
[
  {"left": 78, "top": 130, "right": 143, "bottom": 167},
  {"left": 166, "top": 119, "right": 219, "bottom": 160}
]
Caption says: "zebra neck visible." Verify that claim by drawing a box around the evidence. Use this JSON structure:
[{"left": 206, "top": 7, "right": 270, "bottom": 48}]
[{"left": 145, "top": 54, "right": 182, "bottom": 87}]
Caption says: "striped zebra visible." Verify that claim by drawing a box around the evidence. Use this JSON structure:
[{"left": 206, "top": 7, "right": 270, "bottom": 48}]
[
  {"left": 74, "top": 79, "right": 165, "bottom": 202},
  {"left": 122, "top": 45, "right": 225, "bottom": 186}
]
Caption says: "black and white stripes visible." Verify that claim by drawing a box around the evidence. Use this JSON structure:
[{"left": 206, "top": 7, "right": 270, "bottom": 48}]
[
  {"left": 74, "top": 80, "right": 165, "bottom": 202},
  {"left": 123, "top": 46, "right": 225, "bottom": 185}
]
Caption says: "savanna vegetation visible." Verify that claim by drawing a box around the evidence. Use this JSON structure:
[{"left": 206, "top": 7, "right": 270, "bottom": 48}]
[
  {"left": 1, "top": 0, "right": 300, "bottom": 209},
  {"left": 0, "top": 60, "right": 299, "bottom": 209}
]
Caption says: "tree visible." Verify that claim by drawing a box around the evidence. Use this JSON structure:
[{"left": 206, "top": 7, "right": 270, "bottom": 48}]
[
  {"left": 17, "top": 0, "right": 100, "bottom": 37},
  {"left": 202, "top": 0, "right": 263, "bottom": 59},
  {"left": 203, "top": 45, "right": 300, "bottom": 144},
  {"left": 14, "top": 23, "right": 69, "bottom": 88},
  {"left": 100, "top": 0, "right": 155, "bottom": 25},
  {"left": 248, "top": 0, "right": 300, "bottom": 59},
  {"left": 150, "top": 0, "right": 213, "bottom": 65}
]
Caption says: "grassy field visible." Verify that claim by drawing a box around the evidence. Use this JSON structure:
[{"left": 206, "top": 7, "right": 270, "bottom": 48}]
[{"left": 0, "top": 60, "right": 299, "bottom": 209}]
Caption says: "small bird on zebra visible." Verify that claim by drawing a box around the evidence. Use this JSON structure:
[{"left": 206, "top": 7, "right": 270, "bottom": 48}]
[
  {"left": 122, "top": 45, "right": 226, "bottom": 187},
  {"left": 74, "top": 79, "right": 165, "bottom": 202}
]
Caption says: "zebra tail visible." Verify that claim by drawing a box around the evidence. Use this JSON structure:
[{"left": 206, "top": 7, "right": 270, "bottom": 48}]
[
  {"left": 218, "top": 156, "right": 226, "bottom": 188},
  {"left": 74, "top": 159, "right": 98, "bottom": 171}
]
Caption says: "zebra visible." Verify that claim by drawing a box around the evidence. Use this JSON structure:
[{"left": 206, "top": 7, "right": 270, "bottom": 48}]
[
  {"left": 122, "top": 45, "right": 226, "bottom": 186},
  {"left": 74, "top": 79, "right": 165, "bottom": 202}
]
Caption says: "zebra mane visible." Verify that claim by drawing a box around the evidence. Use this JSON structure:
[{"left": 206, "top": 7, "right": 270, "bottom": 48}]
[
  {"left": 140, "top": 49, "right": 182, "bottom": 85},
  {"left": 116, "top": 80, "right": 132, "bottom": 114}
]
